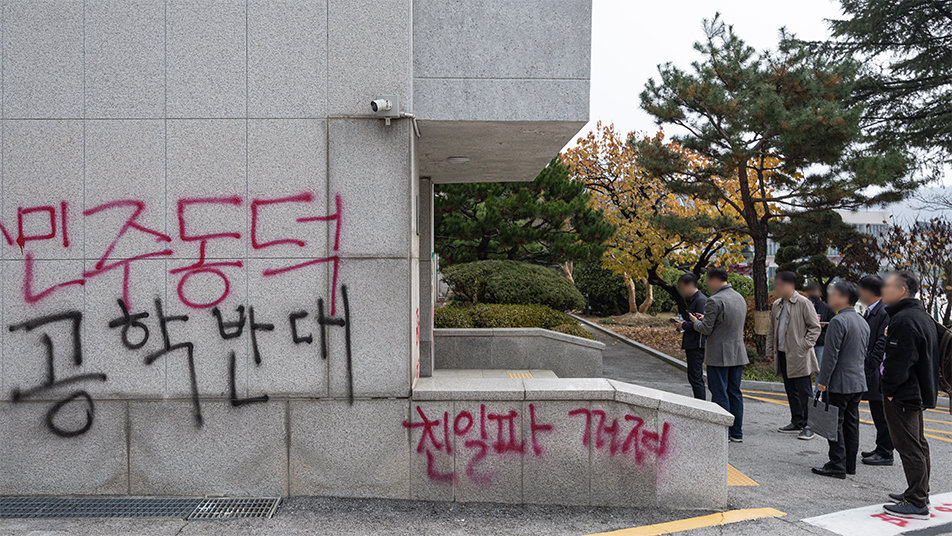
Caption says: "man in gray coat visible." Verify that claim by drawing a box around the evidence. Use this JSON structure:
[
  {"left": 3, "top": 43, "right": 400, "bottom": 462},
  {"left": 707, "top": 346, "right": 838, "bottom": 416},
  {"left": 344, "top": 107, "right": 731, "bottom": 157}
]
[
  {"left": 689, "top": 268, "right": 749, "bottom": 442},
  {"left": 812, "top": 281, "right": 870, "bottom": 479}
]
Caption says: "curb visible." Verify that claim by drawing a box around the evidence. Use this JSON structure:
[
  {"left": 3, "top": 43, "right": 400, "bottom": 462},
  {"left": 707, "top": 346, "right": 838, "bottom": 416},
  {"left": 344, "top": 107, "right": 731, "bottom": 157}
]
[
  {"left": 739, "top": 379, "right": 785, "bottom": 393},
  {"left": 570, "top": 313, "right": 688, "bottom": 372}
]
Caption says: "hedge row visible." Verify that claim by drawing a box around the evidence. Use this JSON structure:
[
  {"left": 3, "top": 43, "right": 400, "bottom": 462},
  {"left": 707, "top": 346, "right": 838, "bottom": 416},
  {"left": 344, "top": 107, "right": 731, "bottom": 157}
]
[
  {"left": 442, "top": 260, "right": 585, "bottom": 312},
  {"left": 434, "top": 303, "right": 595, "bottom": 340}
]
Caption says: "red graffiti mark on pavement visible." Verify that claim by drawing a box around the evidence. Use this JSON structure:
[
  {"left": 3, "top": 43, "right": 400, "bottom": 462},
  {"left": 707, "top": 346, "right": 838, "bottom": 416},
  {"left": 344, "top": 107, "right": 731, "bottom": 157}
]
[{"left": 869, "top": 512, "right": 910, "bottom": 527}]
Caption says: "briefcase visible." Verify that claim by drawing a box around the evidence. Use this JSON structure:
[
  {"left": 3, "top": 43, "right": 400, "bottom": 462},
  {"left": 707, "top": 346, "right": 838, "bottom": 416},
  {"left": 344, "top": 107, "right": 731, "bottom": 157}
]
[{"left": 808, "top": 392, "right": 839, "bottom": 442}]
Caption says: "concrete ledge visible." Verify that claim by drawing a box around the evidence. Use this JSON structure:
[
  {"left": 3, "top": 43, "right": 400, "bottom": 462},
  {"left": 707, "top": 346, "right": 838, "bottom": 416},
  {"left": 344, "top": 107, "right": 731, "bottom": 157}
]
[
  {"left": 434, "top": 327, "right": 604, "bottom": 378},
  {"left": 412, "top": 376, "right": 734, "bottom": 427},
  {"left": 523, "top": 377, "right": 615, "bottom": 400},
  {"left": 412, "top": 377, "right": 525, "bottom": 401},
  {"left": 408, "top": 375, "right": 731, "bottom": 509}
]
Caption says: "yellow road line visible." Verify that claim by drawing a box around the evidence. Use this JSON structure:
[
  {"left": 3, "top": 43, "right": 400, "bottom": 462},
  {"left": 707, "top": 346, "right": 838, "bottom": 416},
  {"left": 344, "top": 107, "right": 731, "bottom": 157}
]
[
  {"left": 745, "top": 391, "right": 952, "bottom": 426},
  {"left": 859, "top": 418, "right": 952, "bottom": 436},
  {"left": 743, "top": 393, "right": 789, "bottom": 406},
  {"left": 746, "top": 394, "right": 952, "bottom": 444},
  {"left": 857, "top": 408, "right": 952, "bottom": 427},
  {"left": 744, "top": 389, "right": 952, "bottom": 418},
  {"left": 926, "top": 433, "right": 952, "bottom": 444},
  {"left": 743, "top": 389, "right": 787, "bottom": 397},
  {"left": 583, "top": 508, "right": 786, "bottom": 536},
  {"left": 727, "top": 464, "right": 759, "bottom": 486}
]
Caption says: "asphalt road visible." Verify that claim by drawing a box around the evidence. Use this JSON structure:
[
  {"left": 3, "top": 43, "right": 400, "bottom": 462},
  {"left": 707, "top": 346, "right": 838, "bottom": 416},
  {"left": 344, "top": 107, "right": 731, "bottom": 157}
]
[{"left": 3, "top": 327, "right": 951, "bottom": 536}]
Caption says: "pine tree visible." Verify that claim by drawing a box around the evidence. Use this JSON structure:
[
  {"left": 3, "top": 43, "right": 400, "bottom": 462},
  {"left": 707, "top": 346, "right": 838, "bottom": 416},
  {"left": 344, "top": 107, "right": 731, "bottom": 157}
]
[
  {"left": 828, "top": 0, "right": 952, "bottom": 163},
  {"left": 434, "top": 159, "right": 614, "bottom": 276},
  {"left": 635, "top": 15, "right": 915, "bottom": 356}
]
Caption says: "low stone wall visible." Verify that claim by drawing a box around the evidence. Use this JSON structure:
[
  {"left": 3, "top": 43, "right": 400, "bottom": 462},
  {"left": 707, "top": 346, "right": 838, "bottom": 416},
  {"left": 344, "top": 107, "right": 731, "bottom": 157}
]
[
  {"left": 434, "top": 328, "right": 604, "bottom": 378},
  {"left": 409, "top": 376, "right": 733, "bottom": 508},
  {"left": 1, "top": 377, "right": 731, "bottom": 509}
]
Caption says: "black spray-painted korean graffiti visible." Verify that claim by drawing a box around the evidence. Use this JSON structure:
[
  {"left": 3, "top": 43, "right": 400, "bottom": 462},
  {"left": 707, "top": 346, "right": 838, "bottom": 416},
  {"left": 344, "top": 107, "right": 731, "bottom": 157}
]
[
  {"left": 9, "top": 312, "right": 107, "bottom": 437},
  {"left": 8, "top": 285, "right": 354, "bottom": 437}
]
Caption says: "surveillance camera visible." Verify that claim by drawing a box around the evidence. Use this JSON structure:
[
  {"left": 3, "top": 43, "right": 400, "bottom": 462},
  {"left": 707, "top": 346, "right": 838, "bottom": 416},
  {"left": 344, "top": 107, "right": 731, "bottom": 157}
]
[{"left": 371, "top": 98, "right": 392, "bottom": 113}]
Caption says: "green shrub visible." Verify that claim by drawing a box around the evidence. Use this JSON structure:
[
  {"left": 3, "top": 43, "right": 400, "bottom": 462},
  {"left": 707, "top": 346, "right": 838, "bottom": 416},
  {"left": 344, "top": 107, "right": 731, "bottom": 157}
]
[
  {"left": 552, "top": 323, "right": 594, "bottom": 339},
  {"left": 700, "top": 272, "right": 754, "bottom": 299},
  {"left": 433, "top": 303, "right": 595, "bottom": 340},
  {"left": 573, "top": 261, "right": 627, "bottom": 316},
  {"left": 434, "top": 306, "right": 473, "bottom": 328},
  {"left": 442, "top": 260, "right": 585, "bottom": 311}
]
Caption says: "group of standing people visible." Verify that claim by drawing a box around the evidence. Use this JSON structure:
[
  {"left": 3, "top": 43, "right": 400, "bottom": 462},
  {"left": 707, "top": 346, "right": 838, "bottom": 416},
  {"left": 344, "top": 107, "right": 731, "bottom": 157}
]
[{"left": 675, "top": 269, "right": 940, "bottom": 520}]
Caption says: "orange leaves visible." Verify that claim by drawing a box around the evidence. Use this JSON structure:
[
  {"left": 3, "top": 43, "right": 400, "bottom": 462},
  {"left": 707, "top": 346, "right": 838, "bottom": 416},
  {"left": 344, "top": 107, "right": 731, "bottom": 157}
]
[{"left": 561, "top": 122, "right": 747, "bottom": 281}]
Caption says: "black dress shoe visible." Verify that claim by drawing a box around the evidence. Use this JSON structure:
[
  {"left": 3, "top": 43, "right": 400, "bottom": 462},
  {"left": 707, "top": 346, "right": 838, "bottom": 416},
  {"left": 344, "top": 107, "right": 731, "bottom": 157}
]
[
  {"left": 862, "top": 453, "right": 894, "bottom": 466},
  {"left": 846, "top": 468, "right": 856, "bottom": 475},
  {"left": 861, "top": 450, "right": 876, "bottom": 458},
  {"left": 812, "top": 466, "right": 846, "bottom": 479}
]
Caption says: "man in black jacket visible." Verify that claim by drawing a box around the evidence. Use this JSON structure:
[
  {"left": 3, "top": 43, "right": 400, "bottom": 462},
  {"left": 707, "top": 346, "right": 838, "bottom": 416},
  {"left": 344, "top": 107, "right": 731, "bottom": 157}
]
[
  {"left": 672, "top": 272, "right": 707, "bottom": 400},
  {"left": 858, "top": 275, "right": 893, "bottom": 467},
  {"left": 879, "top": 271, "right": 939, "bottom": 520}
]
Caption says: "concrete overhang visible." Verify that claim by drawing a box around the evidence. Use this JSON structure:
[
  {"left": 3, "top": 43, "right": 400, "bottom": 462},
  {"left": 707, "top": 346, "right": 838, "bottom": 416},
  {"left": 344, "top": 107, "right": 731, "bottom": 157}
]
[
  {"left": 412, "top": 0, "right": 592, "bottom": 184},
  {"left": 417, "top": 120, "right": 586, "bottom": 184}
]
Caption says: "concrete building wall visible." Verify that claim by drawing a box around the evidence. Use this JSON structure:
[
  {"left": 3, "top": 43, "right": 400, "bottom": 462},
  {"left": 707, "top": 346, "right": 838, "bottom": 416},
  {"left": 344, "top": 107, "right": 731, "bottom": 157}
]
[
  {"left": 0, "top": 0, "right": 418, "bottom": 494},
  {"left": 0, "top": 0, "right": 737, "bottom": 510}
]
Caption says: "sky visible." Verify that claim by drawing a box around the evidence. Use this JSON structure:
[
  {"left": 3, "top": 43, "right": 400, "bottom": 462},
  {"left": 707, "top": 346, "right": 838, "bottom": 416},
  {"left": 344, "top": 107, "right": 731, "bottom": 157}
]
[
  {"left": 584, "top": 0, "right": 844, "bottom": 139},
  {"left": 581, "top": 0, "right": 952, "bottom": 218}
]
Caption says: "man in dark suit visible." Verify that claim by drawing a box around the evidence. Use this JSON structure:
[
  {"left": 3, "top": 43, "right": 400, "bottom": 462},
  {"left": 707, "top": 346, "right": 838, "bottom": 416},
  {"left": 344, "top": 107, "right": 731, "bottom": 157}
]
[
  {"left": 812, "top": 281, "right": 869, "bottom": 479},
  {"left": 859, "top": 275, "right": 893, "bottom": 466},
  {"left": 671, "top": 272, "right": 707, "bottom": 400}
]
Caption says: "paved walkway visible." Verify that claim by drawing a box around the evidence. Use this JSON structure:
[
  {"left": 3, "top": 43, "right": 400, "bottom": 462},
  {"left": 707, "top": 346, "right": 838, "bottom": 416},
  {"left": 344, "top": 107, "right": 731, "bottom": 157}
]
[
  {"left": 586, "top": 325, "right": 952, "bottom": 536},
  {"left": 4, "top": 329, "right": 951, "bottom": 536},
  {"left": 593, "top": 324, "right": 694, "bottom": 394}
]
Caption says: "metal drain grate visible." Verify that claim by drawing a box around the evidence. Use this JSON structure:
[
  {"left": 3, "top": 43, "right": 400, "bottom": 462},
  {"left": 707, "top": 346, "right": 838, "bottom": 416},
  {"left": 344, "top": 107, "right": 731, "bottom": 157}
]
[
  {"left": 187, "top": 497, "right": 281, "bottom": 520},
  {"left": 0, "top": 497, "right": 203, "bottom": 519}
]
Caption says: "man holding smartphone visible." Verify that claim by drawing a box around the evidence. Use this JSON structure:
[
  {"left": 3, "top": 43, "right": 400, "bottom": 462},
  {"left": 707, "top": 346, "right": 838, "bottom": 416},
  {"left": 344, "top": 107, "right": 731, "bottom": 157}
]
[{"left": 672, "top": 272, "right": 708, "bottom": 400}]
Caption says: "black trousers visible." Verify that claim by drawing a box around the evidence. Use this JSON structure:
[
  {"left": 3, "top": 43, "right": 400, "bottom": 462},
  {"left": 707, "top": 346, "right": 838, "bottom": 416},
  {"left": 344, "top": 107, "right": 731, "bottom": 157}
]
[
  {"left": 685, "top": 347, "right": 706, "bottom": 400},
  {"left": 778, "top": 351, "right": 812, "bottom": 428},
  {"left": 868, "top": 399, "right": 894, "bottom": 458},
  {"left": 826, "top": 392, "right": 862, "bottom": 474},
  {"left": 884, "top": 398, "right": 931, "bottom": 508}
]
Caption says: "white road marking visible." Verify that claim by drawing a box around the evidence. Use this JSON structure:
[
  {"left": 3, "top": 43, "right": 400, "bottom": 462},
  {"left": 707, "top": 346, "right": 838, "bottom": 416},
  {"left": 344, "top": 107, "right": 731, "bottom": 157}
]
[{"left": 803, "top": 491, "right": 952, "bottom": 536}]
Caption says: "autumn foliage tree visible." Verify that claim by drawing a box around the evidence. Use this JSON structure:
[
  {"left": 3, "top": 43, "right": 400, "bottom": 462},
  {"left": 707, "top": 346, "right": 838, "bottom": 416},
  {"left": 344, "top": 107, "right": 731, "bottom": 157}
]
[
  {"left": 635, "top": 15, "right": 915, "bottom": 355},
  {"left": 879, "top": 218, "right": 952, "bottom": 325},
  {"left": 562, "top": 122, "right": 745, "bottom": 315}
]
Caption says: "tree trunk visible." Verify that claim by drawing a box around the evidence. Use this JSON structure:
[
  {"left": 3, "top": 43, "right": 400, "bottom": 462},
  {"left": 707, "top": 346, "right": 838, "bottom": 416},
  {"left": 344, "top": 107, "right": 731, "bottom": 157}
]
[
  {"left": 751, "top": 231, "right": 769, "bottom": 358},
  {"left": 560, "top": 261, "right": 575, "bottom": 284},
  {"left": 623, "top": 272, "right": 638, "bottom": 314},
  {"left": 638, "top": 279, "right": 654, "bottom": 313},
  {"left": 944, "top": 265, "right": 952, "bottom": 326},
  {"left": 476, "top": 236, "right": 491, "bottom": 260},
  {"left": 648, "top": 265, "right": 687, "bottom": 316}
]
